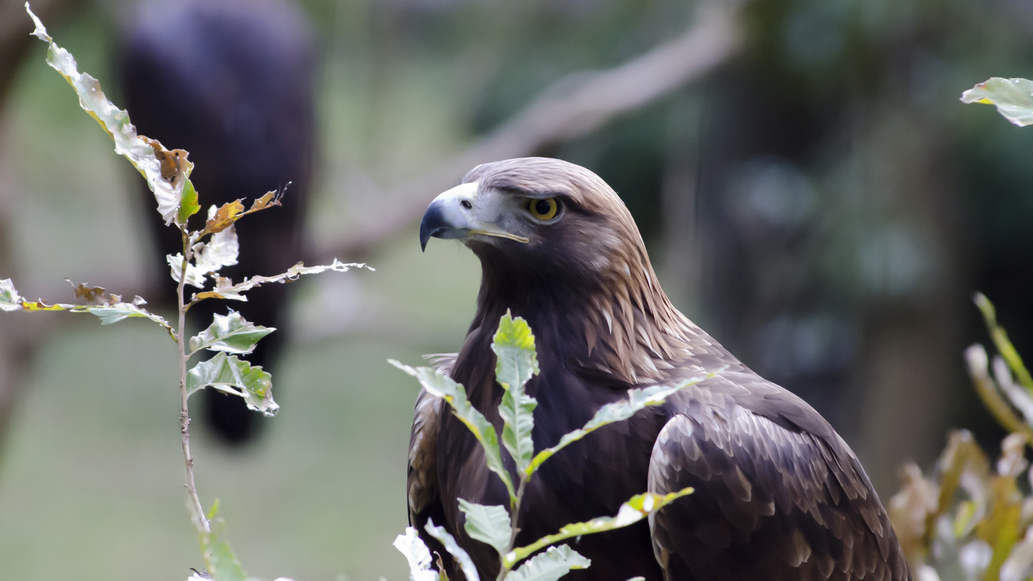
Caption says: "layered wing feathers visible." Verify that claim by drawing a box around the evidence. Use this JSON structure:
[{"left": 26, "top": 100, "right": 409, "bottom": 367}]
[{"left": 648, "top": 374, "right": 909, "bottom": 581}]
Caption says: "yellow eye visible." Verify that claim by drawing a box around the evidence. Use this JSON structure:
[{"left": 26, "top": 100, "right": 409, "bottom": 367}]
[{"left": 527, "top": 197, "right": 559, "bottom": 220}]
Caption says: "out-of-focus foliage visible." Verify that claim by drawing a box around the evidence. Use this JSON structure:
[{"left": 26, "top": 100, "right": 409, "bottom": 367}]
[
  {"left": 889, "top": 295, "right": 1033, "bottom": 581},
  {"left": 200, "top": 506, "right": 248, "bottom": 581},
  {"left": 393, "top": 313, "right": 701, "bottom": 580}
]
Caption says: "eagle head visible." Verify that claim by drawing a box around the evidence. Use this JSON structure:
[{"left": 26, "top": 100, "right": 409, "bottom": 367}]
[{"left": 420, "top": 157, "right": 654, "bottom": 295}]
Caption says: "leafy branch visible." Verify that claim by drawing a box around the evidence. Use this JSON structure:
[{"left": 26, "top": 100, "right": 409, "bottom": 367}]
[
  {"left": 392, "top": 312, "right": 707, "bottom": 580},
  {"left": 4, "top": 5, "right": 370, "bottom": 579}
]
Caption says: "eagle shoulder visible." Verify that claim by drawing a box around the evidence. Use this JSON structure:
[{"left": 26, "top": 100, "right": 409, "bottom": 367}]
[
  {"left": 647, "top": 374, "right": 911, "bottom": 581},
  {"left": 408, "top": 385, "right": 443, "bottom": 526},
  {"left": 407, "top": 353, "right": 458, "bottom": 525}
]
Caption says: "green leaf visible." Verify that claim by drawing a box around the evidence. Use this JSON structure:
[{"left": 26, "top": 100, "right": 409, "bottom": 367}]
[
  {"left": 974, "top": 293, "right": 1033, "bottom": 392},
  {"left": 501, "top": 386, "right": 538, "bottom": 476},
  {"left": 393, "top": 527, "right": 440, "bottom": 581},
  {"left": 391, "top": 360, "right": 516, "bottom": 504},
  {"left": 492, "top": 312, "right": 539, "bottom": 473},
  {"left": 506, "top": 489, "right": 693, "bottom": 568},
  {"left": 199, "top": 525, "right": 246, "bottom": 581},
  {"left": 961, "top": 77, "right": 1033, "bottom": 127},
  {"left": 25, "top": 4, "right": 196, "bottom": 226},
  {"left": 526, "top": 377, "right": 709, "bottom": 475},
  {"left": 507, "top": 545, "right": 590, "bottom": 581},
  {"left": 83, "top": 302, "right": 165, "bottom": 326},
  {"left": 189, "top": 311, "right": 274, "bottom": 356},
  {"left": 187, "top": 353, "right": 278, "bottom": 416},
  {"left": 458, "top": 499, "right": 513, "bottom": 559},
  {"left": 425, "top": 519, "right": 480, "bottom": 581},
  {"left": 197, "top": 503, "right": 245, "bottom": 581},
  {"left": 178, "top": 179, "right": 200, "bottom": 225},
  {"left": 492, "top": 312, "right": 540, "bottom": 390}
]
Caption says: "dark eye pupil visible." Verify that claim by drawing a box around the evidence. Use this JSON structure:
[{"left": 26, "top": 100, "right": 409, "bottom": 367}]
[{"left": 535, "top": 200, "right": 551, "bottom": 215}]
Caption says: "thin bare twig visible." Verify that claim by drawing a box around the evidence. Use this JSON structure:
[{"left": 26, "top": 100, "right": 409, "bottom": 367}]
[
  {"left": 177, "top": 231, "right": 209, "bottom": 534},
  {"left": 313, "top": 4, "right": 743, "bottom": 262}
]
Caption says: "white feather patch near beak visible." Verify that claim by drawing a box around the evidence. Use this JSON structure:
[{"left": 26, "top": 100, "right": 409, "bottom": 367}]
[{"left": 420, "top": 182, "right": 529, "bottom": 250}]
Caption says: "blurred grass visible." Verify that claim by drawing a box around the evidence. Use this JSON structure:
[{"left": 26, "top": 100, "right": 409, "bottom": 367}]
[
  {"left": 0, "top": 323, "right": 460, "bottom": 581},
  {"left": 0, "top": 8, "right": 484, "bottom": 581}
]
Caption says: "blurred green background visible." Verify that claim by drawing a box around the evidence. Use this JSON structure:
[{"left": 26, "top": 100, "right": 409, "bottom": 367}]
[{"left": 1, "top": 0, "right": 1033, "bottom": 579}]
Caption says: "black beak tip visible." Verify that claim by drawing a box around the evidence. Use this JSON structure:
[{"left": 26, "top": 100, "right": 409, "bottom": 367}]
[
  {"left": 419, "top": 220, "right": 434, "bottom": 252},
  {"left": 419, "top": 201, "right": 446, "bottom": 252}
]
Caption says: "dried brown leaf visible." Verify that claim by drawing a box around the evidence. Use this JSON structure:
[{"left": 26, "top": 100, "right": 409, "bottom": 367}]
[
  {"left": 203, "top": 200, "right": 245, "bottom": 235},
  {"left": 142, "top": 137, "right": 190, "bottom": 188},
  {"left": 66, "top": 278, "right": 108, "bottom": 306},
  {"left": 249, "top": 190, "right": 282, "bottom": 212}
]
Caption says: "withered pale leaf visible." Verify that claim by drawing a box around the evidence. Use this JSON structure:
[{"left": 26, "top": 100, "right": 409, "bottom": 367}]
[
  {"left": 25, "top": 5, "right": 196, "bottom": 226},
  {"left": 193, "top": 225, "right": 239, "bottom": 276},
  {"left": 888, "top": 462, "right": 938, "bottom": 565},
  {"left": 0, "top": 278, "right": 25, "bottom": 311},
  {"left": 189, "top": 260, "right": 371, "bottom": 305},
  {"left": 168, "top": 253, "right": 206, "bottom": 288},
  {"left": 999, "top": 433, "right": 1030, "bottom": 478},
  {"left": 0, "top": 276, "right": 174, "bottom": 337},
  {"left": 936, "top": 430, "right": 991, "bottom": 537}
]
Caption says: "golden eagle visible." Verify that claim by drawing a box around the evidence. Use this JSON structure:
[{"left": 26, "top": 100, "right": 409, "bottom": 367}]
[{"left": 412, "top": 157, "right": 910, "bottom": 581}]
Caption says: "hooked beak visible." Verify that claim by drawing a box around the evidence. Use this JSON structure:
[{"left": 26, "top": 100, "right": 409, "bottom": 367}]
[{"left": 419, "top": 182, "right": 529, "bottom": 251}]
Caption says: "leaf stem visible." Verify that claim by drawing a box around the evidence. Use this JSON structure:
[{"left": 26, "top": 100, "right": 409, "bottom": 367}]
[
  {"left": 497, "top": 475, "right": 529, "bottom": 581},
  {"left": 178, "top": 230, "right": 209, "bottom": 534}
]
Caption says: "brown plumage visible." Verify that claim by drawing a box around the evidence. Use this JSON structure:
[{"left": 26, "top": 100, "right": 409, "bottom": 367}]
[{"left": 412, "top": 157, "right": 911, "bottom": 581}]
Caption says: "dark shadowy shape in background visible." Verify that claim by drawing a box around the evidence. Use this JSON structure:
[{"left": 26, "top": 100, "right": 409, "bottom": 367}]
[{"left": 117, "top": 0, "right": 316, "bottom": 444}]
